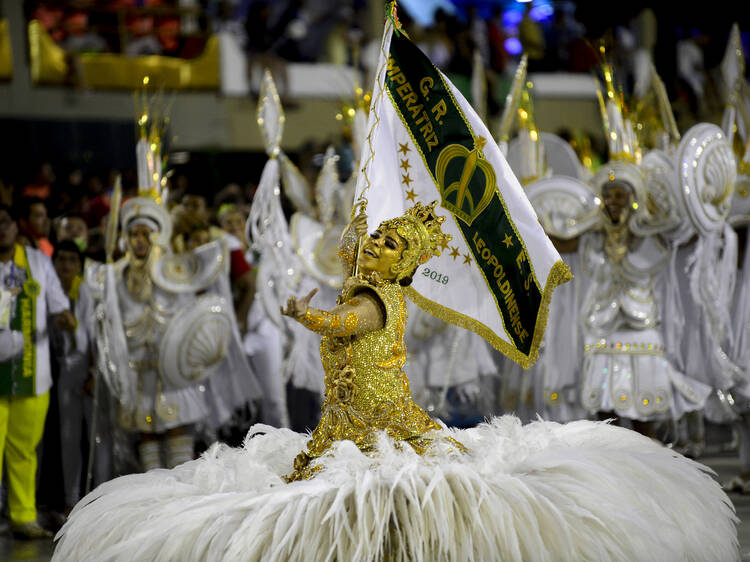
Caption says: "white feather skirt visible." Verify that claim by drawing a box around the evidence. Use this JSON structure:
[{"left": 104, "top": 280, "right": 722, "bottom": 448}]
[{"left": 53, "top": 416, "right": 738, "bottom": 562}]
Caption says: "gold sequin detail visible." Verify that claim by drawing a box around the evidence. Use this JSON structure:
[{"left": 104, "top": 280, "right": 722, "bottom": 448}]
[
  {"left": 287, "top": 277, "right": 459, "bottom": 481},
  {"left": 301, "top": 308, "right": 361, "bottom": 337},
  {"left": 342, "top": 312, "right": 358, "bottom": 334}
]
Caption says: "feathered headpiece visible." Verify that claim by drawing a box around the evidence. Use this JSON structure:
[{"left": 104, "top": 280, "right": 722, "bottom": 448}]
[
  {"left": 594, "top": 58, "right": 645, "bottom": 200},
  {"left": 596, "top": 61, "right": 640, "bottom": 164},
  {"left": 516, "top": 83, "right": 546, "bottom": 185},
  {"left": 134, "top": 86, "right": 171, "bottom": 204},
  {"left": 120, "top": 83, "right": 173, "bottom": 246}
]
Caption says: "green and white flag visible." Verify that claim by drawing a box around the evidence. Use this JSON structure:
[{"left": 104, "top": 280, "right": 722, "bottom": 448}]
[{"left": 354, "top": 7, "right": 572, "bottom": 368}]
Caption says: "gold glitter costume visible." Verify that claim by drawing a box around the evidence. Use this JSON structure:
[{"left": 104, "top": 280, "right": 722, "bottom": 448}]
[{"left": 288, "top": 201, "right": 463, "bottom": 481}]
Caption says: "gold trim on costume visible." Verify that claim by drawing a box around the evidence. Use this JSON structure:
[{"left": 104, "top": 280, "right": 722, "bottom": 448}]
[{"left": 404, "top": 259, "right": 572, "bottom": 369}]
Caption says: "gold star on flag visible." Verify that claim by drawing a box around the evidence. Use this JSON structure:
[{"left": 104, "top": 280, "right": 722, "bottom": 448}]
[
  {"left": 474, "top": 136, "right": 487, "bottom": 151},
  {"left": 449, "top": 246, "right": 460, "bottom": 259},
  {"left": 402, "top": 173, "right": 413, "bottom": 187},
  {"left": 398, "top": 142, "right": 410, "bottom": 155},
  {"left": 463, "top": 253, "right": 472, "bottom": 265},
  {"left": 400, "top": 159, "right": 411, "bottom": 171},
  {"left": 502, "top": 234, "right": 513, "bottom": 248},
  {"left": 405, "top": 188, "right": 417, "bottom": 202}
]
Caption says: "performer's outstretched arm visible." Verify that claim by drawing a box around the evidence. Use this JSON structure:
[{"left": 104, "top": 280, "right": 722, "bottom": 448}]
[{"left": 281, "top": 288, "right": 385, "bottom": 337}]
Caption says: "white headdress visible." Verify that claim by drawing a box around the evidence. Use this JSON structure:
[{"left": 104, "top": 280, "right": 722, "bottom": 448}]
[{"left": 120, "top": 90, "right": 174, "bottom": 247}]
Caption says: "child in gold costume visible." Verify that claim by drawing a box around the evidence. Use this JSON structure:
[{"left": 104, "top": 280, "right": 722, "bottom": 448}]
[{"left": 55, "top": 202, "right": 738, "bottom": 562}]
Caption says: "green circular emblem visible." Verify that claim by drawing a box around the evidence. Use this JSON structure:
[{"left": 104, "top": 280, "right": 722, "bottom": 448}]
[{"left": 23, "top": 279, "right": 41, "bottom": 297}]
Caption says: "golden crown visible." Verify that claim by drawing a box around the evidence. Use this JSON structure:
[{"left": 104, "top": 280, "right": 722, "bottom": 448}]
[{"left": 379, "top": 200, "right": 452, "bottom": 280}]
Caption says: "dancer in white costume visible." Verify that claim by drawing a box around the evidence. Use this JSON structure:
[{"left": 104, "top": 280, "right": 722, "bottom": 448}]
[
  {"left": 247, "top": 72, "right": 371, "bottom": 431},
  {"left": 54, "top": 200, "right": 738, "bottom": 561},
  {"left": 86, "top": 105, "right": 259, "bottom": 470},
  {"left": 577, "top": 173, "right": 710, "bottom": 426},
  {"left": 717, "top": 23, "right": 750, "bottom": 492},
  {"left": 87, "top": 194, "right": 258, "bottom": 470},
  {"left": 573, "top": 63, "right": 732, "bottom": 434}
]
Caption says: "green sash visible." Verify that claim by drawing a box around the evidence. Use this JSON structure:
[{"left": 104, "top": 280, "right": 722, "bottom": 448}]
[{"left": 0, "top": 245, "right": 40, "bottom": 396}]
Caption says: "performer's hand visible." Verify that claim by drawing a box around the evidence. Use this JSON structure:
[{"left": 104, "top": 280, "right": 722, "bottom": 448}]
[
  {"left": 350, "top": 212, "right": 368, "bottom": 239},
  {"left": 281, "top": 288, "right": 318, "bottom": 319},
  {"left": 454, "top": 380, "right": 481, "bottom": 405},
  {"left": 342, "top": 212, "right": 368, "bottom": 243},
  {"left": 53, "top": 310, "right": 77, "bottom": 333}
]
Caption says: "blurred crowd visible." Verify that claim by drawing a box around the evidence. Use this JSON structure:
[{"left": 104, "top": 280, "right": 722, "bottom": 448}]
[
  {"left": 21, "top": 0, "right": 744, "bottom": 130},
  {"left": 25, "top": 0, "right": 369, "bottom": 60}
]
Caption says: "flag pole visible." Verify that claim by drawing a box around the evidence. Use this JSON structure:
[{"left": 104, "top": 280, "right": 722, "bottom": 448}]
[
  {"left": 86, "top": 174, "right": 121, "bottom": 494},
  {"left": 350, "top": 3, "right": 399, "bottom": 277}
]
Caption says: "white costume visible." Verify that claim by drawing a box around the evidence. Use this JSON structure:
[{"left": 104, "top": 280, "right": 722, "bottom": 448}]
[
  {"left": 244, "top": 274, "right": 289, "bottom": 428},
  {"left": 54, "top": 417, "right": 738, "bottom": 561},
  {"left": 89, "top": 213, "right": 256, "bottom": 431},
  {"left": 89, "top": 113, "right": 259, "bottom": 469},
  {"left": 533, "top": 251, "right": 585, "bottom": 422},
  {"left": 575, "top": 63, "right": 742, "bottom": 423},
  {"left": 578, "top": 228, "right": 709, "bottom": 419}
]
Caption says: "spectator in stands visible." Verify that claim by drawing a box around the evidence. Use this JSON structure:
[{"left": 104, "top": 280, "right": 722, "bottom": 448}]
[
  {"left": 244, "top": 0, "right": 303, "bottom": 99},
  {"left": 544, "top": 2, "right": 585, "bottom": 72},
  {"left": 124, "top": 0, "right": 164, "bottom": 56},
  {"left": 156, "top": 15, "right": 183, "bottom": 57},
  {"left": 419, "top": 9, "right": 453, "bottom": 71},
  {"left": 184, "top": 222, "right": 212, "bottom": 251},
  {"left": 49, "top": 165, "right": 84, "bottom": 219},
  {"left": 80, "top": 172, "right": 110, "bottom": 230},
  {"left": 0, "top": 178, "right": 13, "bottom": 208},
  {"left": 217, "top": 203, "right": 247, "bottom": 249},
  {"left": 172, "top": 188, "right": 255, "bottom": 332},
  {"left": 55, "top": 214, "right": 89, "bottom": 253},
  {"left": 21, "top": 162, "right": 54, "bottom": 201},
  {"left": 60, "top": 11, "right": 108, "bottom": 54},
  {"left": 30, "top": 2, "right": 65, "bottom": 43},
  {"left": 487, "top": 6, "right": 508, "bottom": 75},
  {"left": 468, "top": 5, "right": 489, "bottom": 67},
  {"left": 17, "top": 197, "right": 54, "bottom": 257},
  {"left": 446, "top": 13, "right": 475, "bottom": 79}
]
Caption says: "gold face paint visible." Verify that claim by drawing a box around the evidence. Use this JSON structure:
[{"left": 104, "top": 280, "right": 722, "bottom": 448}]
[{"left": 357, "top": 227, "right": 406, "bottom": 281}]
